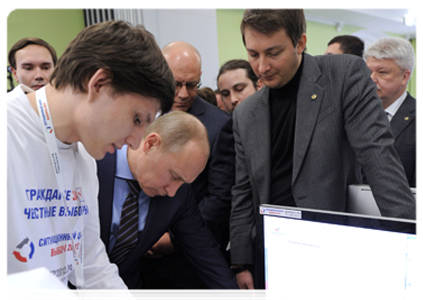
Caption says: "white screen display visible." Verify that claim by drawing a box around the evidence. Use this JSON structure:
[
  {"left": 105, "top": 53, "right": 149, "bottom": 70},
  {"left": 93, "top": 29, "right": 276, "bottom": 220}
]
[{"left": 264, "top": 214, "right": 416, "bottom": 299}]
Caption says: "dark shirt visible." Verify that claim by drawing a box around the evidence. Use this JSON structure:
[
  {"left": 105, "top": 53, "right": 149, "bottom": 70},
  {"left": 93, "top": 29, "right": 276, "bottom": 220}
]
[{"left": 269, "top": 55, "right": 304, "bottom": 206}]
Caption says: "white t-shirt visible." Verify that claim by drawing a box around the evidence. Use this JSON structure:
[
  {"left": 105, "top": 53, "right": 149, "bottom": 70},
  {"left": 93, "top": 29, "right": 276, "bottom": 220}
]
[
  {"left": 4, "top": 268, "right": 77, "bottom": 300},
  {"left": 7, "top": 84, "right": 25, "bottom": 98},
  {"left": 7, "top": 91, "right": 127, "bottom": 289}
]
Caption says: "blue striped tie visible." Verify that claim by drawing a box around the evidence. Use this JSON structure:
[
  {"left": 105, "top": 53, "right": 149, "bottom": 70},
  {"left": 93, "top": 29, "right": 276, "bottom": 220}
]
[{"left": 109, "top": 180, "right": 141, "bottom": 265}]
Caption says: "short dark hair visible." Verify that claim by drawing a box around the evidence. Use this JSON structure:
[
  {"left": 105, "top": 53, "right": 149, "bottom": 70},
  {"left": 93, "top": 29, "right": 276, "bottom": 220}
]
[
  {"left": 217, "top": 59, "right": 259, "bottom": 89},
  {"left": 8, "top": 37, "right": 57, "bottom": 70},
  {"left": 197, "top": 87, "right": 217, "bottom": 106},
  {"left": 328, "top": 35, "right": 364, "bottom": 57},
  {"left": 50, "top": 20, "right": 174, "bottom": 114},
  {"left": 241, "top": 9, "right": 306, "bottom": 47}
]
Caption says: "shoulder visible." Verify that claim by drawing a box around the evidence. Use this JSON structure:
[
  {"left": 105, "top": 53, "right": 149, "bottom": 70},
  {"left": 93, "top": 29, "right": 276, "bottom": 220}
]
[
  {"left": 196, "top": 96, "right": 231, "bottom": 120},
  {"left": 192, "top": 97, "right": 232, "bottom": 134},
  {"left": 311, "top": 52, "right": 362, "bottom": 66},
  {"left": 311, "top": 53, "right": 369, "bottom": 75},
  {"left": 4, "top": 92, "right": 34, "bottom": 131},
  {"left": 401, "top": 93, "right": 416, "bottom": 114},
  {"left": 7, "top": 85, "right": 25, "bottom": 101},
  {"left": 232, "top": 87, "right": 267, "bottom": 123},
  {"left": 405, "top": 93, "right": 416, "bottom": 103}
]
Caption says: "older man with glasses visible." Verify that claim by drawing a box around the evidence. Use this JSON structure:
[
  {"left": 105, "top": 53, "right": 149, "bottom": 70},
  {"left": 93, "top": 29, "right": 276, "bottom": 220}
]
[{"left": 133, "top": 41, "right": 235, "bottom": 289}]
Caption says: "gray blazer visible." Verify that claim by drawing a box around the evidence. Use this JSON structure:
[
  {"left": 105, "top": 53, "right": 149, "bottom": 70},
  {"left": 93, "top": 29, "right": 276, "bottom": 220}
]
[
  {"left": 390, "top": 93, "right": 416, "bottom": 187},
  {"left": 230, "top": 53, "right": 416, "bottom": 265}
]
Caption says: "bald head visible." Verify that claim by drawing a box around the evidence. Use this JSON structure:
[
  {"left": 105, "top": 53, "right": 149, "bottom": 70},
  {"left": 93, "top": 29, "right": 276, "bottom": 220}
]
[
  {"left": 162, "top": 41, "right": 203, "bottom": 112},
  {"left": 162, "top": 41, "right": 202, "bottom": 69}
]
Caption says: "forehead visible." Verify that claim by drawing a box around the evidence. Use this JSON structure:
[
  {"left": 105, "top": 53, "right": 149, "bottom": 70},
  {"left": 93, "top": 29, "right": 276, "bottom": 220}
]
[
  {"left": 167, "top": 54, "right": 201, "bottom": 78},
  {"left": 366, "top": 57, "right": 399, "bottom": 69},
  {"left": 117, "top": 93, "right": 160, "bottom": 118},
  {"left": 15, "top": 44, "right": 53, "bottom": 64},
  {"left": 219, "top": 68, "right": 250, "bottom": 87},
  {"left": 244, "top": 27, "right": 291, "bottom": 50},
  {"left": 326, "top": 43, "right": 342, "bottom": 54}
]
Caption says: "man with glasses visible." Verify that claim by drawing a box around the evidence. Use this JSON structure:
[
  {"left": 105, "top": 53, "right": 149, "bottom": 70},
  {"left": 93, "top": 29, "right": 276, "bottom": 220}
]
[{"left": 134, "top": 41, "right": 235, "bottom": 289}]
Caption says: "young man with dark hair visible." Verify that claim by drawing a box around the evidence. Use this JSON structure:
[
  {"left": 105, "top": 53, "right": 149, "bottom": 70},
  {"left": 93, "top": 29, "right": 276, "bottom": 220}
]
[
  {"left": 217, "top": 59, "right": 262, "bottom": 113},
  {"left": 230, "top": 9, "right": 415, "bottom": 289},
  {"left": 325, "top": 35, "right": 365, "bottom": 57},
  {"left": 8, "top": 20, "right": 174, "bottom": 289},
  {"left": 8, "top": 37, "right": 57, "bottom": 93}
]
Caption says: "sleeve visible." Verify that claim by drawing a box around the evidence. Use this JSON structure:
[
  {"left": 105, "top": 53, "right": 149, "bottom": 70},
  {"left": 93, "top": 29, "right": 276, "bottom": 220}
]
[
  {"left": 229, "top": 110, "right": 256, "bottom": 265},
  {"left": 197, "top": 117, "right": 235, "bottom": 238},
  {"left": 411, "top": 144, "right": 420, "bottom": 187},
  {"left": 171, "top": 185, "right": 238, "bottom": 289},
  {"left": 68, "top": 163, "right": 128, "bottom": 289},
  {"left": 341, "top": 57, "right": 415, "bottom": 219}
]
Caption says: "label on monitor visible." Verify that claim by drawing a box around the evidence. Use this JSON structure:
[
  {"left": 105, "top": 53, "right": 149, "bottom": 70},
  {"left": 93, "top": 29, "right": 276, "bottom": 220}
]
[{"left": 260, "top": 207, "right": 302, "bottom": 219}]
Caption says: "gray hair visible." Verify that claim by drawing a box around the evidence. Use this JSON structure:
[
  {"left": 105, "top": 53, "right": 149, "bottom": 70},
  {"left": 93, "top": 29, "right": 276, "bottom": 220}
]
[{"left": 364, "top": 37, "right": 415, "bottom": 76}]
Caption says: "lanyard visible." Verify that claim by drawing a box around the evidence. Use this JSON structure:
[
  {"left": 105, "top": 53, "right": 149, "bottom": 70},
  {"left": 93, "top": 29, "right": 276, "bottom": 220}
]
[{"left": 35, "top": 87, "right": 84, "bottom": 288}]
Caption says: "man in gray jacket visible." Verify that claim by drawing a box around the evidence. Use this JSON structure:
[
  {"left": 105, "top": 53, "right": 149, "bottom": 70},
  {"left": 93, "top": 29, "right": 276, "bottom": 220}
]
[{"left": 230, "top": 9, "right": 415, "bottom": 290}]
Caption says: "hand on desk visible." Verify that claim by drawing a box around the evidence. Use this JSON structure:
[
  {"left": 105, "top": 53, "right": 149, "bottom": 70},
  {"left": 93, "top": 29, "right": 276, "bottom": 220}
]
[
  {"left": 236, "top": 269, "right": 255, "bottom": 289},
  {"left": 144, "top": 232, "right": 176, "bottom": 259}
]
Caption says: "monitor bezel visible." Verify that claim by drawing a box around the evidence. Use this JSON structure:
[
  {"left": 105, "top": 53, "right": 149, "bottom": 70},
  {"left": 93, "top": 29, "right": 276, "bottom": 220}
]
[{"left": 260, "top": 204, "right": 416, "bottom": 234}]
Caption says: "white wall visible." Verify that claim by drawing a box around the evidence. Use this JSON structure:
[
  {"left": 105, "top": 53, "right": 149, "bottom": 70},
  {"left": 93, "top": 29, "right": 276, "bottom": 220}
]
[{"left": 142, "top": 9, "right": 220, "bottom": 90}]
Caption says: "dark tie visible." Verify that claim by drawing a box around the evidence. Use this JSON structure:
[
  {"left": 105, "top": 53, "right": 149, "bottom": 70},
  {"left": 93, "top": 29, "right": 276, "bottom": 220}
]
[{"left": 109, "top": 180, "right": 141, "bottom": 265}]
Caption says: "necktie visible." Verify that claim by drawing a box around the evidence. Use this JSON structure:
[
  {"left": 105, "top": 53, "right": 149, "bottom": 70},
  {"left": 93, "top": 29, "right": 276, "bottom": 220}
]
[{"left": 109, "top": 180, "right": 141, "bottom": 265}]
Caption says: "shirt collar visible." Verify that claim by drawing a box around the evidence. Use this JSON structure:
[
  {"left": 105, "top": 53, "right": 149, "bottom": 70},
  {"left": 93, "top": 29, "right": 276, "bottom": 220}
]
[
  {"left": 385, "top": 91, "right": 407, "bottom": 118},
  {"left": 116, "top": 145, "right": 135, "bottom": 180}
]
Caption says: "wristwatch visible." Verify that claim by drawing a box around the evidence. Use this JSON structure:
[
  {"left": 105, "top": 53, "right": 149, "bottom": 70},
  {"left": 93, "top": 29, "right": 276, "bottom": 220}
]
[{"left": 230, "top": 264, "right": 249, "bottom": 274}]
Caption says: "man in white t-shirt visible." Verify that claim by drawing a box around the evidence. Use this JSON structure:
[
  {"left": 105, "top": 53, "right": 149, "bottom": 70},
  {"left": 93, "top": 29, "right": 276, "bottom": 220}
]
[
  {"left": 7, "top": 20, "right": 175, "bottom": 289},
  {"left": 8, "top": 37, "right": 57, "bottom": 94}
]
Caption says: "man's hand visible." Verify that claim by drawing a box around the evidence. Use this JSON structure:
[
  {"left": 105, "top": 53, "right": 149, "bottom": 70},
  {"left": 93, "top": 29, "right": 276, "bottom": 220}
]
[
  {"left": 236, "top": 269, "right": 255, "bottom": 289},
  {"left": 144, "top": 232, "right": 176, "bottom": 259}
]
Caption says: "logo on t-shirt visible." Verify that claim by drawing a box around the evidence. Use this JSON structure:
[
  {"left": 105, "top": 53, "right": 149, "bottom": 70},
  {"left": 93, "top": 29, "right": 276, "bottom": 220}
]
[
  {"left": 46, "top": 126, "right": 53, "bottom": 134},
  {"left": 12, "top": 237, "right": 35, "bottom": 263}
]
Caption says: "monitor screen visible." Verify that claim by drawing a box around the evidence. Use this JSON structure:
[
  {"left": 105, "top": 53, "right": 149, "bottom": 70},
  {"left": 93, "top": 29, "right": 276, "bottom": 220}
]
[{"left": 261, "top": 205, "right": 416, "bottom": 299}]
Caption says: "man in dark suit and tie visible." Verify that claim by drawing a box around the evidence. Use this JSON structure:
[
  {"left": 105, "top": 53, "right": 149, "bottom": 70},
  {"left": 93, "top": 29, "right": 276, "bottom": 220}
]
[
  {"left": 139, "top": 41, "right": 235, "bottom": 288},
  {"left": 364, "top": 36, "right": 416, "bottom": 187},
  {"left": 230, "top": 9, "right": 416, "bottom": 290},
  {"left": 97, "top": 111, "right": 238, "bottom": 289}
]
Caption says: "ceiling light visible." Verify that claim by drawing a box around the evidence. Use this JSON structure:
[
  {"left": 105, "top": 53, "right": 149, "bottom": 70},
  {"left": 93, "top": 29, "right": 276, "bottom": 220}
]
[{"left": 404, "top": 12, "right": 416, "bottom": 27}]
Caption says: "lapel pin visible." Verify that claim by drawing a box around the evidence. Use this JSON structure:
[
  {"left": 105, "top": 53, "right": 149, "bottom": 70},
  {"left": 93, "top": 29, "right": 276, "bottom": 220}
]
[
  {"left": 311, "top": 94, "right": 317, "bottom": 100},
  {"left": 404, "top": 116, "right": 409, "bottom": 121}
]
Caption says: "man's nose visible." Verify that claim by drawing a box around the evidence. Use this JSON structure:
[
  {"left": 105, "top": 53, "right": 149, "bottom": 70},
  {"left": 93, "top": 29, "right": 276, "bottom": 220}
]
[
  {"left": 177, "top": 85, "right": 189, "bottom": 99},
  {"left": 165, "top": 181, "right": 183, "bottom": 197}
]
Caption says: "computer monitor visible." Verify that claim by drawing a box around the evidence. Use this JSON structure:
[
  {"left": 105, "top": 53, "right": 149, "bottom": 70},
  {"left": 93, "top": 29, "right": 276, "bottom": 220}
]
[
  {"left": 261, "top": 204, "right": 416, "bottom": 299},
  {"left": 347, "top": 184, "right": 417, "bottom": 216}
]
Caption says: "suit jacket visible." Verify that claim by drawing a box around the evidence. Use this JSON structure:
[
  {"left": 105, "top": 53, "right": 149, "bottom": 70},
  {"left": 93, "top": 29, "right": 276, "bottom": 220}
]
[
  {"left": 96, "top": 152, "right": 238, "bottom": 289},
  {"left": 187, "top": 96, "right": 235, "bottom": 244},
  {"left": 390, "top": 93, "right": 416, "bottom": 187},
  {"left": 230, "top": 53, "right": 416, "bottom": 271}
]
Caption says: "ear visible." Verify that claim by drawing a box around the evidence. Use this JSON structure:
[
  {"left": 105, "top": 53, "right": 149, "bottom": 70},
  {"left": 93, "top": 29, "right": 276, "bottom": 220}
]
[
  {"left": 296, "top": 33, "right": 307, "bottom": 54},
  {"left": 143, "top": 132, "right": 162, "bottom": 154},
  {"left": 10, "top": 67, "right": 19, "bottom": 83},
  {"left": 86, "top": 68, "right": 113, "bottom": 101},
  {"left": 401, "top": 70, "right": 411, "bottom": 86},
  {"left": 256, "top": 79, "right": 264, "bottom": 91}
]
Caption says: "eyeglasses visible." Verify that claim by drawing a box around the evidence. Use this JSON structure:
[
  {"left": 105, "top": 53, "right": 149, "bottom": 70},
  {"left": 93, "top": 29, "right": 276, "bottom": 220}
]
[{"left": 175, "top": 80, "right": 202, "bottom": 92}]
